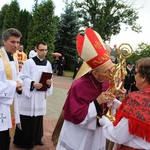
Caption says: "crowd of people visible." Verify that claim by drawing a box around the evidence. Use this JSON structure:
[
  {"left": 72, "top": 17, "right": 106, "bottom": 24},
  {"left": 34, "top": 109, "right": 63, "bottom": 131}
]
[
  {"left": 0, "top": 27, "right": 150, "bottom": 150},
  {"left": 52, "top": 56, "right": 66, "bottom": 76}
]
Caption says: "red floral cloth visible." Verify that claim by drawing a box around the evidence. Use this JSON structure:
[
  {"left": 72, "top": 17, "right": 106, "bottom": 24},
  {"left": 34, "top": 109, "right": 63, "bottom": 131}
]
[{"left": 114, "top": 85, "right": 150, "bottom": 142}]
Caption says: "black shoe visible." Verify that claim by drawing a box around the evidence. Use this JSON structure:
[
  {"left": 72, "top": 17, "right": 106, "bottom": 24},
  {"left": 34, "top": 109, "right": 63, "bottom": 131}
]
[{"left": 36, "top": 141, "right": 44, "bottom": 146}]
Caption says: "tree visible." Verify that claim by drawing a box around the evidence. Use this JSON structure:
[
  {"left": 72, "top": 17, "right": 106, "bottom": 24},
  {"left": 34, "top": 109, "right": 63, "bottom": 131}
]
[
  {"left": 17, "top": 9, "right": 32, "bottom": 52},
  {"left": 75, "top": 0, "right": 141, "bottom": 41},
  {"left": 0, "top": 1, "right": 32, "bottom": 49},
  {"left": 0, "top": 4, "right": 9, "bottom": 45},
  {"left": 27, "top": 0, "right": 57, "bottom": 61},
  {"left": 127, "top": 42, "right": 150, "bottom": 63},
  {"left": 54, "top": 1, "right": 80, "bottom": 70},
  {"left": 3, "top": 0, "right": 20, "bottom": 30},
  {"left": 136, "top": 43, "right": 150, "bottom": 58}
]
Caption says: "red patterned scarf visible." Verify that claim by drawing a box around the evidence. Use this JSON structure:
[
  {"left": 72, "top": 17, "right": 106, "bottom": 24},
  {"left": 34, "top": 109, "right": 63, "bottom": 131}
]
[{"left": 114, "top": 85, "right": 150, "bottom": 142}]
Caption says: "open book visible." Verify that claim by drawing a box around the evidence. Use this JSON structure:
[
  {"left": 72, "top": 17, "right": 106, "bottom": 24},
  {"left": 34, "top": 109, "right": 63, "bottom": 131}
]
[{"left": 37, "top": 72, "right": 52, "bottom": 91}]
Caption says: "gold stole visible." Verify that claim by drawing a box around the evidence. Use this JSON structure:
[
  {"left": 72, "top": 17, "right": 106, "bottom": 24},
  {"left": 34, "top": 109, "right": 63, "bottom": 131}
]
[{"left": 0, "top": 50, "right": 16, "bottom": 136}]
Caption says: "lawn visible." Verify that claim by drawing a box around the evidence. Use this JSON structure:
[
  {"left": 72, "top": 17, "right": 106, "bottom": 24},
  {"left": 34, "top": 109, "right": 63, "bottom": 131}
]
[{"left": 64, "top": 70, "right": 73, "bottom": 77}]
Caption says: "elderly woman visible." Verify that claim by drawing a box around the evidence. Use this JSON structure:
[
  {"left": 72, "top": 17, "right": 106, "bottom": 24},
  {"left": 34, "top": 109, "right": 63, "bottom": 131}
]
[{"left": 99, "top": 57, "right": 150, "bottom": 150}]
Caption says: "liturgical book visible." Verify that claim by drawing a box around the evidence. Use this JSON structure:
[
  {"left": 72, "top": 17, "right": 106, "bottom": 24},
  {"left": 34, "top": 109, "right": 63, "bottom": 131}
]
[{"left": 37, "top": 72, "right": 52, "bottom": 91}]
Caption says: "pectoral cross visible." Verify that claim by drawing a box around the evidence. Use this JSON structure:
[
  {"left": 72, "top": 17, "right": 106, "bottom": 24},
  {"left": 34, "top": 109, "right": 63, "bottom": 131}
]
[{"left": 0, "top": 113, "right": 6, "bottom": 123}]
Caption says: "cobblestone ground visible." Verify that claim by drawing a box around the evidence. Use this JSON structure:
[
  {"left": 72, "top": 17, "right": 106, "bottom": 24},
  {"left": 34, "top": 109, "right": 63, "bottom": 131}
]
[{"left": 10, "top": 74, "right": 73, "bottom": 150}]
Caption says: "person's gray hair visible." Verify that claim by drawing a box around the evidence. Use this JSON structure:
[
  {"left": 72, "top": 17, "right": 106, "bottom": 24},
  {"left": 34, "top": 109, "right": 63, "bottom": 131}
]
[{"left": 2, "top": 28, "right": 22, "bottom": 42}]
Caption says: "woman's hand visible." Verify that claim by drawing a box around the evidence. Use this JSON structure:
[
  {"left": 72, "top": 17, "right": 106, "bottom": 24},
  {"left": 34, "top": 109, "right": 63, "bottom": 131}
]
[
  {"left": 113, "top": 98, "right": 122, "bottom": 109},
  {"left": 116, "top": 88, "right": 126, "bottom": 99}
]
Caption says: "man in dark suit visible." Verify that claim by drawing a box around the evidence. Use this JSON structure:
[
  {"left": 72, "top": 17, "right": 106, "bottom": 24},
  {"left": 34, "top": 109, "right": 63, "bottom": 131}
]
[
  {"left": 57, "top": 56, "right": 66, "bottom": 76},
  {"left": 124, "top": 62, "right": 138, "bottom": 94},
  {"left": 73, "top": 57, "right": 83, "bottom": 79}
]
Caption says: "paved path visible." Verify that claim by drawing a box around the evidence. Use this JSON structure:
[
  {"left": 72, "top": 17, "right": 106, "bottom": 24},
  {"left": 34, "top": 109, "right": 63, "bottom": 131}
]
[{"left": 10, "top": 74, "right": 73, "bottom": 150}]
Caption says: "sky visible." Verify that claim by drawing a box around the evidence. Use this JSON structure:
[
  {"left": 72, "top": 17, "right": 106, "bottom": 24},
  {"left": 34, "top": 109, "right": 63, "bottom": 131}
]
[
  {"left": 110, "top": 0, "right": 150, "bottom": 49},
  {"left": 0, "top": 0, "right": 150, "bottom": 50}
]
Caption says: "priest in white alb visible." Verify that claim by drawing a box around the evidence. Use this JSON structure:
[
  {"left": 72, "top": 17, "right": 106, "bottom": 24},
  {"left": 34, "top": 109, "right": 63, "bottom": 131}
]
[{"left": 0, "top": 28, "right": 22, "bottom": 150}]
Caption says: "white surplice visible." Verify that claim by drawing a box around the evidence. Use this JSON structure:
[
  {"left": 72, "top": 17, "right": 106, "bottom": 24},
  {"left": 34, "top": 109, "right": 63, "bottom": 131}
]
[
  {"left": 28, "top": 50, "right": 37, "bottom": 58},
  {"left": 18, "top": 58, "right": 53, "bottom": 116},
  {"left": 0, "top": 48, "right": 20, "bottom": 131},
  {"left": 56, "top": 102, "right": 106, "bottom": 150},
  {"left": 101, "top": 117, "right": 150, "bottom": 149}
]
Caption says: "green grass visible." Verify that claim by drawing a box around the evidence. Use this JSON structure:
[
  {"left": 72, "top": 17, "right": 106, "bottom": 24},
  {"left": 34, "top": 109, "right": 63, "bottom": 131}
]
[{"left": 64, "top": 70, "right": 73, "bottom": 77}]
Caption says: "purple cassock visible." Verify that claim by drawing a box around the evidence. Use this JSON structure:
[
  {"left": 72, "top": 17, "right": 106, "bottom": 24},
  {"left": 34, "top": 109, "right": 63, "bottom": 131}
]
[{"left": 63, "top": 71, "right": 109, "bottom": 124}]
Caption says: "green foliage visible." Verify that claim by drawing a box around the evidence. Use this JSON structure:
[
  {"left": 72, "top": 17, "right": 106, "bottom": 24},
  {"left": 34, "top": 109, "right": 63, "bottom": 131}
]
[
  {"left": 126, "top": 52, "right": 139, "bottom": 64},
  {"left": 54, "top": 2, "right": 80, "bottom": 70},
  {"left": 74, "top": 0, "right": 141, "bottom": 41},
  {"left": 127, "top": 43, "right": 150, "bottom": 63},
  {"left": 0, "top": 4, "right": 9, "bottom": 45},
  {"left": 0, "top": 4, "right": 9, "bottom": 30},
  {"left": 0, "top": 0, "right": 32, "bottom": 50},
  {"left": 27, "top": 0, "right": 57, "bottom": 61},
  {"left": 17, "top": 9, "right": 32, "bottom": 52},
  {"left": 64, "top": 70, "right": 73, "bottom": 77},
  {"left": 3, "top": 0, "right": 20, "bottom": 30},
  {"left": 136, "top": 43, "right": 150, "bottom": 58}
]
